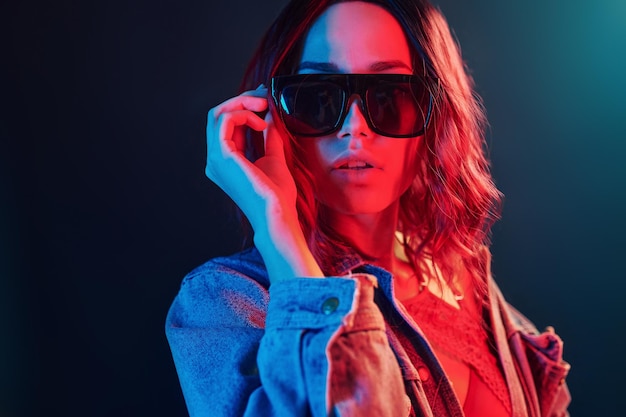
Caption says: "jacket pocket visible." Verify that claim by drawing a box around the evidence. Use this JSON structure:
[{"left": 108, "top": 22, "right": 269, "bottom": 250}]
[{"left": 517, "top": 328, "right": 571, "bottom": 417}]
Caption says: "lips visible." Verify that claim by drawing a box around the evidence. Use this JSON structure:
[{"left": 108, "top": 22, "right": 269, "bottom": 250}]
[
  {"left": 332, "top": 153, "right": 379, "bottom": 171},
  {"left": 338, "top": 160, "right": 374, "bottom": 170}
]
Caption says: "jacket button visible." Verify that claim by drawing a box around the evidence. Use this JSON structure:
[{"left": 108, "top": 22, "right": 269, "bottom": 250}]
[
  {"left": 321, "top": 297, "right": 339, "bottom": 315},
  {"left": 417, "top": 366, "right": 430, "bottom": 382}
]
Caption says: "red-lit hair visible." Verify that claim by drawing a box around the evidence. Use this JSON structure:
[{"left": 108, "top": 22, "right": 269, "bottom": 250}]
[{"left": 236, "top": 0, "right": 503, "bottom": 298}]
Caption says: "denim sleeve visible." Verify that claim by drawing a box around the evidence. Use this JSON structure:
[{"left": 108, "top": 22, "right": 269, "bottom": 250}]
[{"left": 166, "top": 266, "right": 409, "bottom": 417}]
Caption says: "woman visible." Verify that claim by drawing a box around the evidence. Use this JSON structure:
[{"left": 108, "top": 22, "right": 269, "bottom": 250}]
[{"left": 166, "top": 1, "right": 571, "bottom": 416}]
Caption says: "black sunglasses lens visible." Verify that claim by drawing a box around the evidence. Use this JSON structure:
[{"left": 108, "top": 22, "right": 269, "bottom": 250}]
[
  {"left": 274, "top": 75, "right": 433, "bottom": 137},
  {"left": 279, "top": 82, "right": 344, "bottom": 135},
  {"left": 366, "top": 81, "right": 429, "bottom": 137}
]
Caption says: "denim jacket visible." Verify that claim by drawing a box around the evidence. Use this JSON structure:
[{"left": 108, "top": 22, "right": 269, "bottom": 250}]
[{"left": 166, "top": 247, "right": 570, "bottom": 417}]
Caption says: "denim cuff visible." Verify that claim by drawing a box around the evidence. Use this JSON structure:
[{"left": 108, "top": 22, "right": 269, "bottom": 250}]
[{"left": 266, "top": 274, "right": 383, "bottom": 331}]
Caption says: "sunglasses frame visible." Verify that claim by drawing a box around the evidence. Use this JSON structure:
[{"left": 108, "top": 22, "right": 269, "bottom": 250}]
[{"left": 270, "top": 73, "right": 437, "bottom": 138}]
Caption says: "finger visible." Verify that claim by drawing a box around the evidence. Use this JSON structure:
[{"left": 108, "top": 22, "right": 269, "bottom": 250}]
[
  {"left": 211, "top": 88, "right": 269, "bottom": 117},
  {"left": 240, "top": 84, "right": 267, "bottom": 97},
  {"left": 206, "top": 110, "right": 265, "bottom": 180},
  {"left": 208, "top": 108, "right": 267, "bottom": 137},
  {"left": 208, "top": 109, "right": 265, "bottom": 142},
  {"left": 215, "top": 110, "right": 267, "bottom": 153},
  {"left": 207, "top": 109, "right": 265, "bottom": 159},
  {"left": 263, "top": 111, "right": 287, "bottom": 164}
]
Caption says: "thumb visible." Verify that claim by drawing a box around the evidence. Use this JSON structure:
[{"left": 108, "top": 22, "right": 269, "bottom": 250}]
[{"left": 263, "top": 111, "right": 287, "bottom": 164}]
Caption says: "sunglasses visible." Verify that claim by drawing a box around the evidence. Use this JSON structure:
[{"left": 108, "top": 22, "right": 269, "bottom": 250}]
[{"left": 270, "top": 73, "right": 436, "bottom": 138}]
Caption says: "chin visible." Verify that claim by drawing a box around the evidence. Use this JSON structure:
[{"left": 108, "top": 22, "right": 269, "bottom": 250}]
[{"left": 322, "top": 194, "right": 398, "bottom": 216}]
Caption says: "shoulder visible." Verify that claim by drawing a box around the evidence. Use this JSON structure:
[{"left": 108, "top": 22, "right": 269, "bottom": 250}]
[
  {"left": 501, "top": 301, "right": 541, "bottom": 335},
  {"left": 167, "top": 247, "right": 270, "bottom": 328},
  {"left": 486, "top": 273, "right": 540, "bottom": 336},
  {"left": 183, "top": 246, "right": 269, "bottom": 289}
]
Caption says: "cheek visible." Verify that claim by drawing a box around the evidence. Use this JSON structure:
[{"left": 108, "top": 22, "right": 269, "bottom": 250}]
[
  {"left": 297, "top": 139, "right": 330, "bottom": 189},
  {"left": 298, "top": 139, "right": 348, "bottom": 206},
  {"left": 396, "top": 139, "right": 422, "bottom": 188},
  {"left": 299, "top": 137, "right": 333, "bottom": 173}
]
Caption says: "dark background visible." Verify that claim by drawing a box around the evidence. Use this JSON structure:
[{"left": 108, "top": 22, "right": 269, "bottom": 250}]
[{"left": 2, "top": 0, "right": 624, "bottom": 416}]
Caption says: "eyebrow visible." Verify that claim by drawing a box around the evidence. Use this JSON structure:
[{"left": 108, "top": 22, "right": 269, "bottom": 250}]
[
  {"left": 298, "top": 60, "right": 413, "bottom": 73},
  {"left": 297, "top": 62, "right": 340, "bottom": 72}
]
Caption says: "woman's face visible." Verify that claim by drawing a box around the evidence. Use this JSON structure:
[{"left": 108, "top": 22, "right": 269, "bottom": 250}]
[{"left": 296, "top": 1, "right": 422, "bottom": 216}]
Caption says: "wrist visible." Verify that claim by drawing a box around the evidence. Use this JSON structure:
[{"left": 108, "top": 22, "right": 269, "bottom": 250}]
[{"left": 253, "top": 212, "right": 324, "bottom": 282}]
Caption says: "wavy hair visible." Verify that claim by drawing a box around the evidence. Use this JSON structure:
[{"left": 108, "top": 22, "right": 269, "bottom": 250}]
[{"left": 236, "top": 0, "right": 503, "bottom": 298}]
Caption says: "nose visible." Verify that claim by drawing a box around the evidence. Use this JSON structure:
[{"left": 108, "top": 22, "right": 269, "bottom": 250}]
[{"left": 337, "top": 96, "right": 372, "bottom": 141}]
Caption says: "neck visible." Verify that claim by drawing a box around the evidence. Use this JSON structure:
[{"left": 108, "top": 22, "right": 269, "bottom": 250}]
[{"left": 321, "top": 201, "right": 401, "bottom": 271}]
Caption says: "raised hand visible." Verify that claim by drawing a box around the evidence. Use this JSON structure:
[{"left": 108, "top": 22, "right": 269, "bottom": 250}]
[{"left": 205, "top": 86, "right": 323, "bottom": 282}]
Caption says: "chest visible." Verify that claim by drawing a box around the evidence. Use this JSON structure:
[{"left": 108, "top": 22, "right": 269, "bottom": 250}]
[{"left": 399, "top": 291, "right": 512, "bottom": 417}]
